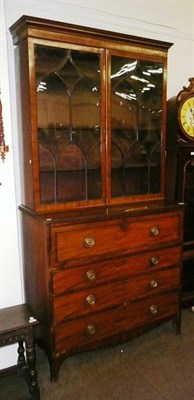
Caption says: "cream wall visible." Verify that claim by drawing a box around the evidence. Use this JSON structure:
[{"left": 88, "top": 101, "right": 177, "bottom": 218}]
[{"left": 0, "top": 0, "right": 194, "bottom": 369}]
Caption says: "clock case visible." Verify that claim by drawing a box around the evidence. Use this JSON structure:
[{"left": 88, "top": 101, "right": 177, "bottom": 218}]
[{"left": 166, "top": 77, "right": 194, "bottom": 307}]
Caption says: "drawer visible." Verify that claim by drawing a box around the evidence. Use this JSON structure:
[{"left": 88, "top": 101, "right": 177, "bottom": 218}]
[
  {"left": 53, "top": 267, "right": 180, "bottom": 322},
  {"left": 54, "top": 292, "right": 179, "bottom": 353},
  {"left": 52, "top": 246, "right": 181, "bottom": 294},
  {"left": 51, "top": 212, "right": 182, "bottom": 266}
]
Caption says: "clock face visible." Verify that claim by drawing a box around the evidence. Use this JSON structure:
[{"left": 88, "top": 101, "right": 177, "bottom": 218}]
[{"left": 179, "top": 95, "right": 194, "bottom": 140}]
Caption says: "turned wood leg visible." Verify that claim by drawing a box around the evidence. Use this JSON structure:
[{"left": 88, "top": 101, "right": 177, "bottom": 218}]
[
  {"left": 25, "top": 338, "right": 40, "bottom": 400},
  {"left": 17, "top": 340, "right": 27, "bottom": 374}
]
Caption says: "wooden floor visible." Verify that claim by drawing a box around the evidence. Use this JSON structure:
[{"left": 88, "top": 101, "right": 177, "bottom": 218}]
[{"left": 0, "top": 308, "right": 194, "bottom": 400}]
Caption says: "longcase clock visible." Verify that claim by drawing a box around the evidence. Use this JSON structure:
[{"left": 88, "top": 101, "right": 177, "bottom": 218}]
[{"left": 166, "top": 77, "right": 194, "bottom": 307}]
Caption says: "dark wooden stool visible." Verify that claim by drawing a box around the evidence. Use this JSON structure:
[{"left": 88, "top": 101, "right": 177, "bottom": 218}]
[{"left": 0, "top": 303, "right": 40, "bottom": 399}]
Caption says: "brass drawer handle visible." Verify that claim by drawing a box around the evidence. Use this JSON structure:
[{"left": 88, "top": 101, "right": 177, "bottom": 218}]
[
  {"left": 86, "top": 270, "right": 97, "bottom": 281},
  {"left": 86, "top": 324, "right": 97, "bottom": 335},
  {"left": 150, "top": 305, "right": 158, "bottom": 314},
  {"left": 85, "top": 294, "right": 96, "bottom": 306},
  {"left": 150, "top": 226, "right": 159, "bottom": 237},
  {"left": 149, "top": 279, "right": 158, "bottom": 289},
  {"left": 150, "top": 256, "right": 159, "bottom": 265},
  {"left": 84, "top": 236, "right": 96, "bottom": 248}
]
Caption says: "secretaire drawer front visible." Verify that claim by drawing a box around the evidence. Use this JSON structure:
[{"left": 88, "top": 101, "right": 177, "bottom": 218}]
[
  {"left": 53, "top": 268, "right": 180, "bottom": 322},
  {"left": 51, "top": 213, "right": 181, "bottom": 266},
  {"left": 52, "top": 246, "right": 181, "bottom": 294},
  {"left": 55, "top": 292, "right": 179, "bottom": 353}
]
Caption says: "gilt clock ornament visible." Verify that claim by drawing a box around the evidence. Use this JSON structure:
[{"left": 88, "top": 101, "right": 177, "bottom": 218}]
[{"left": 177, "top": 77, "right": 194, "bottom": 141}]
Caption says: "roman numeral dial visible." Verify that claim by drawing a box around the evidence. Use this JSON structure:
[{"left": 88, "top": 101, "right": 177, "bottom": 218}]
[{"left": 179, "top": 96, "right": 194, "bottom": 139}]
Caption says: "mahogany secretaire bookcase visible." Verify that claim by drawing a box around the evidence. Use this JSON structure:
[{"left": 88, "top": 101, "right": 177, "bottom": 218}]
[{"left": 10, "top": 16, "right": 183, "bottom": 381}]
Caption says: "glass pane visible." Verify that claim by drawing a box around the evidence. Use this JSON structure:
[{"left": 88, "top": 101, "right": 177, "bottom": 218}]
[
  {"left": 111, "top": 56, "right": 163, "bottom": 198},
  {"left": 35, "top": 45, "right": 101, "bottom": 204}
]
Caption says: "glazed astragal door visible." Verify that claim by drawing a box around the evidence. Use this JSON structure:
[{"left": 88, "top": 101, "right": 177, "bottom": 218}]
[
  {"left": 108, "top": 50, "right": 165, "bottom": 205},
  {"left": 30, "top": 37, "right": 167, "bottom": 212},
  {"left": 34, "top": 42, "right": 106, "bottom": 209}
]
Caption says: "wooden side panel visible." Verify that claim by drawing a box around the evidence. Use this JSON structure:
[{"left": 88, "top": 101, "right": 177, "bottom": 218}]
[
  {"left": 15, "top": 40, "right": 35, "bottom": 210},
  {"left": 20, "top": 211, "right": 51, "bottom": 352}
]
